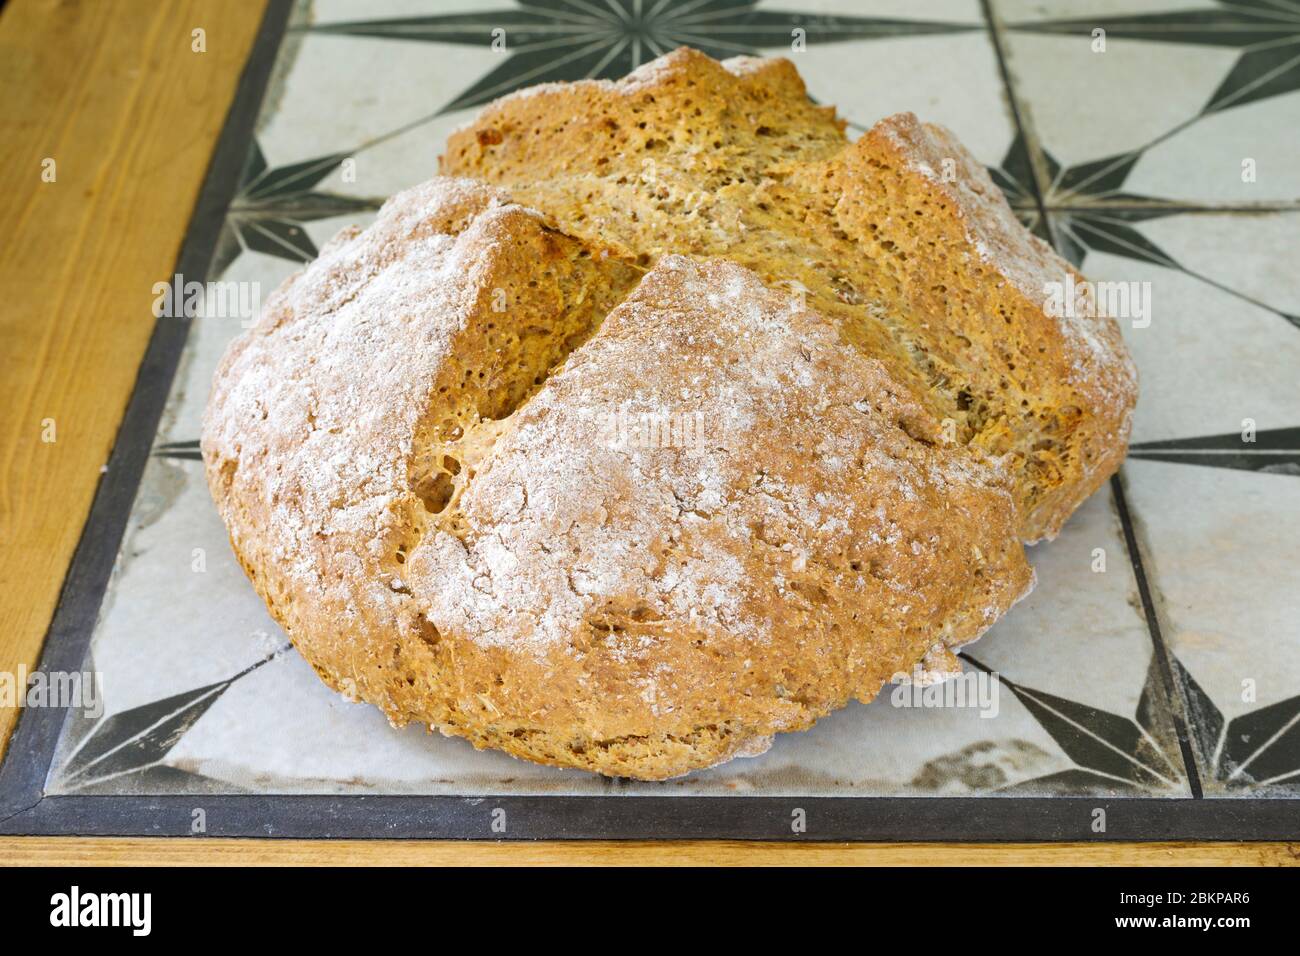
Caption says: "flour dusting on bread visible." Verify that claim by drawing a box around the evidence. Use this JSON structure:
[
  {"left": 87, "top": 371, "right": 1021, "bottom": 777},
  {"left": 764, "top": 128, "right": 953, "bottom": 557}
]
[{"left": 203, "top": 48, "right": 1136, "bottom": 779}]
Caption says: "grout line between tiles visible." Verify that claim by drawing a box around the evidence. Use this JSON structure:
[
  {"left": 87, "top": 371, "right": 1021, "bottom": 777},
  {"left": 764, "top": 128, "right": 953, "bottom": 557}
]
[
  {"left": 1110, "top": 473, "right": 1205, "bottom": 799},
  {"left": 980, "top": 0, "right": 1056, "bottom": 243},
  {"left": 1040, "top": 203, "right": 1300, "bottom": 214}
]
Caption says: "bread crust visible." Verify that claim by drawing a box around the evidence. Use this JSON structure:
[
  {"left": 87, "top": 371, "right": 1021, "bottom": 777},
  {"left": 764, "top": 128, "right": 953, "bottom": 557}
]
[
  {"left": 443, "top": 47, "right": 1138, "bottom": 542},
  {"left": 203, "top": 49, "right": 1133, "bottom": 779}
]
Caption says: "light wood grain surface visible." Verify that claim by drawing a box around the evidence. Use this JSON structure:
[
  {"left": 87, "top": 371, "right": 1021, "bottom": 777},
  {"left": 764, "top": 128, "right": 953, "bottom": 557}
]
[
  {"left": 0, "top": 0, "right": 1292, "bottom": 866},
  {"left": 0, "top": 0, "right": 266, "bottom": 765},
  {"left": 2, "top": 837, "right": 1297, "bottom": 866}
]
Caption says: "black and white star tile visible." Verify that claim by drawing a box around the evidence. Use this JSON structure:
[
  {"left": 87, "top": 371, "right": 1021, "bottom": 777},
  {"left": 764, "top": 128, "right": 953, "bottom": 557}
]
[
  {"left": 986, "top": 136, "right": 1300, "bottom": 331},
  {"left": 995, "top": 0, "right": 1300, "bottom": 203},
  {"left": 209, "top": 140, "right": 379, "bottom": 280},
  {"left": 1121, "top": 457, "right": 1300, "bottom": 796},
  {"left": 990, "top": 0, "right": 1300, "bottom": 799},
  {"left": 309, "top": 0, "right": 985, "bottom": 115},
  {"left": 1090, "top": 213, "right": 1300, "bottom": 799}
]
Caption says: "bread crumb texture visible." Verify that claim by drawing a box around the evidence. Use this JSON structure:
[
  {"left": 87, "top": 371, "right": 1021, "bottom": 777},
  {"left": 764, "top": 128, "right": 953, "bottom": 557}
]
[{"left": 203, "top": 49, "right": 1134, "bottom": 779}]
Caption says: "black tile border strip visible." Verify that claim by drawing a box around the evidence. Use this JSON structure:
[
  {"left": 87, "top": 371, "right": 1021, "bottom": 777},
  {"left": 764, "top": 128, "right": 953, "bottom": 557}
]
[
  {"left": 2, "top": 794, "right": 1296, "bottom": 842},
  {"left": 0, "top": 0, "right": 296, "bottom": 825},
  {"left": 2, "top": 0, "right": 1297, "bottom": 842}
]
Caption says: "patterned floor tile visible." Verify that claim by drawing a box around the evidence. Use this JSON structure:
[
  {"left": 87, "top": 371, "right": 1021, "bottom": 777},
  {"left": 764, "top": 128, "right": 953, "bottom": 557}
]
[
  {"left": 1124, "top": 462, "right": 1300, "bottom": 796},
  {"left": 1042, "top": 210, "right": 1300, "bottom": 445},
  {"left": 993, "top": 0, "right": 1300, "bottom": 205},
  {"left": 1070, "top": 204, "right": 1300, "bottom": 797},
  {"left": 801, "top": 30, "right": 1016, "bottom": 162}
]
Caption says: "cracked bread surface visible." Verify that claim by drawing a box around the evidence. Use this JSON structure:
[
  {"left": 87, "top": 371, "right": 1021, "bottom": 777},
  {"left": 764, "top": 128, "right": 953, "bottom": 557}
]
[
  {"left": 203, "top": 178, "right": 1033, "bottom": 779},
  {"left": 443, "top": 47, "right": 1137, "bottom": 542},
  {"left": 203, "top": 49, "right": 1135, "bottom": 780}
]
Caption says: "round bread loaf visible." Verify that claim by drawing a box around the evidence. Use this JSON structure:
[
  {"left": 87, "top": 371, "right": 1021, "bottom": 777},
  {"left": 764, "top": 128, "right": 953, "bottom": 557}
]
[{"left": 202, "top": 50, "right": 1135, "bottom": 779}]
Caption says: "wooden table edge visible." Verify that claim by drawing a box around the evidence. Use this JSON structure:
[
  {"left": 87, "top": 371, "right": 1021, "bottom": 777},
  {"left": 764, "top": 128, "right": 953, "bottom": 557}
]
[{"left": 1, "top": 837, "right": 1297, "bottom": 866}]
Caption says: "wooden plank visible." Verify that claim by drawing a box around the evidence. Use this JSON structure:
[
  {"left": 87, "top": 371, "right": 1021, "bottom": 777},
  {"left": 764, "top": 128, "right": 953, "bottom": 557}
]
[
  {"left": 1, "top": 837, "right": 1296, "bottom": 866},
  {"left": 0, "top": 0, "right": 267, "bottom": 762}
]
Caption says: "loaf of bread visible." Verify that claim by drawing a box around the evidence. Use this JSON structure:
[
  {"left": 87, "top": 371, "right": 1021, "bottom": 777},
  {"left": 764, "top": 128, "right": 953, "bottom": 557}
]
[{"left": 202, "top": 49, "right": 1135, "bottom": 779}]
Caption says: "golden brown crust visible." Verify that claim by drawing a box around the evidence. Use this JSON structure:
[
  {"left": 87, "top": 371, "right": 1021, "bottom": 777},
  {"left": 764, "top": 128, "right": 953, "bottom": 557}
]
[
  {"left": 442, "top": 47, "right": 1137, "bottom": 541},
  {"left": 835, "top": 114, "right": 1136, "bottom": 539}
]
